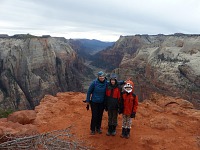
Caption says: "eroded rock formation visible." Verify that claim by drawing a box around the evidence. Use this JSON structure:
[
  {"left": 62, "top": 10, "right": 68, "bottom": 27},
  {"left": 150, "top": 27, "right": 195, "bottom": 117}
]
[
  {"left": 0, "top": 36, "right": 89, "bottom": 110},
  {"left": 93, "top": 34, "right": 200, "bottom": 108}
]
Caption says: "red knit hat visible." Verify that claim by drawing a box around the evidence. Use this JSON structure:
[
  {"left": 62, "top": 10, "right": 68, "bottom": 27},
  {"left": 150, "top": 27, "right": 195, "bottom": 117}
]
[{"left": 126, "top": 80, "right": 134, "bottom": 87}]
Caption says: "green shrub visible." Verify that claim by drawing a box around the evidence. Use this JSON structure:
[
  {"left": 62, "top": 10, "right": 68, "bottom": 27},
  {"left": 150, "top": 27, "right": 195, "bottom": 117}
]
[{"left": 0, "top": 109, "right": 14, "bottom": 118}]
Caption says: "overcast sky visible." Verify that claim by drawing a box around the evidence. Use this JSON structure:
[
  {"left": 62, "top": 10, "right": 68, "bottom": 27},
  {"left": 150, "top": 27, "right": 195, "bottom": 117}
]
[{"left": 0, "top": 0, "right": 200, "bottom": 41}]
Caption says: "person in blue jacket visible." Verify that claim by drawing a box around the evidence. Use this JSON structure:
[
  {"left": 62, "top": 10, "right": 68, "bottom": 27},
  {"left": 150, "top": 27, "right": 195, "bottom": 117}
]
[{"left": 86, "top": 71, "right": 107, "bottom": 135}]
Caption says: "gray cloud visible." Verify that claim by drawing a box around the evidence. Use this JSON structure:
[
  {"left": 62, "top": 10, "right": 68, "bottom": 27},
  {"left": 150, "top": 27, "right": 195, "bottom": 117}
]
[{"left": 0, "top": 0, "right": 200, "bottom": 41}]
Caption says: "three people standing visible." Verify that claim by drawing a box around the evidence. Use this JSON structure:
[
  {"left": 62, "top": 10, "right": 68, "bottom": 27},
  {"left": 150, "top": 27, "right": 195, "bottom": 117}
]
[{"left": 86, "top": 71, "right": 138, "bottom": 138}]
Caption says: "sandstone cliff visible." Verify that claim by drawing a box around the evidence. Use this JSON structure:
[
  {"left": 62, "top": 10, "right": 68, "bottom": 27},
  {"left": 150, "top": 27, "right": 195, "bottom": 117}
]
[
  {"left": 93, "top": 34, "right": 200, "bottom": 108},
  {"left": 0, "top": 35, "right": 91, "bottom": 110}
]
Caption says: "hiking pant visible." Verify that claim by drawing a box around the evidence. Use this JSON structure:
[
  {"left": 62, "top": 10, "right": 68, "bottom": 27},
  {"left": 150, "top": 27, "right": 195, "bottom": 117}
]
[
  {"left": 90, "top": 101, "right": 104, "bottom": 131},
  {"left": 108, "top": 109, "right": 118, "bottom": 126},
  {"left": 122, "top": 114, "right": 132, "bottom": 129}
]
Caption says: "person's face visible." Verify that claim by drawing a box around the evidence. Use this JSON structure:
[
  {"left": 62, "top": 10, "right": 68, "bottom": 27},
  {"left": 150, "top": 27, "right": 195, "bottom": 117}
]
[
  {"left": 111, "top": 79, "right": 116, "bottom": 85},
  {"left": 98, "top": 76, "right": 105, "bottom": 82},
  {"left": 124, "top": 87, "right": 132, "bottom": 93},
  {"left": 125, "top": 87, "right": 132, "bottom": 91}
]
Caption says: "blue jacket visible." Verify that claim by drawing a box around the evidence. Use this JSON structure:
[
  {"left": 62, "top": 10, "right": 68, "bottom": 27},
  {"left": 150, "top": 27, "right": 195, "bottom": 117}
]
[
  {"left": 86, "top": 79, "right": 107, "bottom": 103},
  {"left": 86, "top": 79, "right": 125, "bottom": 103}
]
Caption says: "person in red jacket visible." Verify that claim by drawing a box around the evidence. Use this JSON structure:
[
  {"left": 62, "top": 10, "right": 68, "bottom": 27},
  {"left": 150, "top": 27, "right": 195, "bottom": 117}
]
[
  {"left": 105, "top": 74, "right": 121, "bottom": 136},
  {"left": 119, "top": 80, "right": 138, "bottom": 139}
]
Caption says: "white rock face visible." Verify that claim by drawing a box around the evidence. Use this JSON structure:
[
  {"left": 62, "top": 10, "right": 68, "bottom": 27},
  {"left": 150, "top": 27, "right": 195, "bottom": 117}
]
[
  {"left": 0, "top": 37, "right": 83, "bottom": 110},
  {"left": 118, "top": 35, "right": 200, "bottom": 108}
]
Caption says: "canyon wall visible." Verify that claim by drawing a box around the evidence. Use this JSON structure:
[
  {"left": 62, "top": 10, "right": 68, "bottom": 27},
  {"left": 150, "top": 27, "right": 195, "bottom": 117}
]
[
  {"left": 0, "top": 35, "right": 90, "bottom": 110},
  {"left": 93, "top": 34, "right": 200, "bottom": 108}
]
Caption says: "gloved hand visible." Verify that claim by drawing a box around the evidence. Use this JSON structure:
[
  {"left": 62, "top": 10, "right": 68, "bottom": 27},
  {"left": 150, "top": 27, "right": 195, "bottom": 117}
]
[
  {"left": 130, "top": 112, "right": 136, "bottom": 118},
  {"left": 86, "top": 104, "right": 89, "bottom": 111}
]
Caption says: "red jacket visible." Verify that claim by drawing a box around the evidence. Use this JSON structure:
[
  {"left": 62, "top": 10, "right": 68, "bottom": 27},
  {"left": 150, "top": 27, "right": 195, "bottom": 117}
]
[
  {"left": 105, "top": 84, "right": 121, "bottom": 110},
  {"left": 105, "top": 86, "right": 121, "bottom": 100},
  {"left": 121, "top": 92, "right": 138, "bottom": 115}
]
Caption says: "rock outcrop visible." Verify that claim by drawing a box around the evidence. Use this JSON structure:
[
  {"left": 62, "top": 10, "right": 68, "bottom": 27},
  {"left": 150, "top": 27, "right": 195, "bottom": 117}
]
[
  {"left": 0, "top": 35, "right": 90, "bottom": 110},
  {"left": 7, "top": 110, "right": 36, "bottom": 125},
  {"left": 93, "top": 34, "right": 200, "bottom": 108},
  {"left": 1, "top": 92, "right": 199, "bottom": 149},
  {"left": 0, "top": 117, "right": 38, "bottom": 143}
]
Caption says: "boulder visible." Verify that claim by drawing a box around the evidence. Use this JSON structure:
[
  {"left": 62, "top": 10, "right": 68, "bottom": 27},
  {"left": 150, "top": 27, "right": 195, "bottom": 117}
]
[{"left": 7, "top": 110, "right": 36, "bottom": 125}]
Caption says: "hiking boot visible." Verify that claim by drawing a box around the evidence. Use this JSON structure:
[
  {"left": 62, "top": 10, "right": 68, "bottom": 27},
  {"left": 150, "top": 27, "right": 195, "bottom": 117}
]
[
  {"left": 120, "top": 128, "right": 126, "bottom": 138},
  {"left": 96, "top": 129, "right": 102, "bottom": 134},
  {"left": 111, "top": 125, "right": 116, "bottom": 136},
  {"left": 106, "top": 125, "right": 112, "bottom": 136},
  {"left": 90, "top": 131, "right": 95, "bottom": 135},
  {"left": 125, "top": 128, "right": 130, "bottom": 139}
]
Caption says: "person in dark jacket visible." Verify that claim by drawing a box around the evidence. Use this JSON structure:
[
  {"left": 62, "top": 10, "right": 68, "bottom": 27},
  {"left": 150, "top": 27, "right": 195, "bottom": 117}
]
[
  {"left": 86, "top": 71, "right": 107, "bottom": 135},
  {"left": 119, "top": 80, "right": 138, "bottom": 139},
  {"left": 105, "top": 74, "right": 121, "bottom": 136}
]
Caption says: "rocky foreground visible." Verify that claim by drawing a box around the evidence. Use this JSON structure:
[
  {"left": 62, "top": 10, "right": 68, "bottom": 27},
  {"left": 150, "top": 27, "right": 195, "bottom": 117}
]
[{"left": 0, "top": 92, "right": 200, "bottom": 150}]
